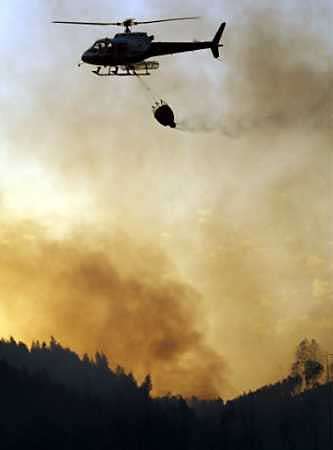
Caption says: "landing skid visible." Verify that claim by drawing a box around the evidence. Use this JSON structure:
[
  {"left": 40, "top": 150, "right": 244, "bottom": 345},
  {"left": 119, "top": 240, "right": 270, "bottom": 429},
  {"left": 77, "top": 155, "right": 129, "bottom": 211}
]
[
  {"left": 93, "top": 70, "right": 151, "bottom": 77},
  {"left": 92, "top": 62, "right": 159, "bottom": 77}
]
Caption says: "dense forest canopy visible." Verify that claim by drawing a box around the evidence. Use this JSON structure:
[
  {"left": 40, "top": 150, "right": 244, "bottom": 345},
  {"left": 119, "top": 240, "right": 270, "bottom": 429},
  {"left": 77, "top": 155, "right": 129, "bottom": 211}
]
[{"left": 0, "top": 336, "right": 332, "bottom": 449}]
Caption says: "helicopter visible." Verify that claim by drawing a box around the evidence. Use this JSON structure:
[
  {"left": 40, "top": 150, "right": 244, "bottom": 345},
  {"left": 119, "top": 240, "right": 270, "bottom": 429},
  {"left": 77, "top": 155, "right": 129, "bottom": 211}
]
[{"left": 52, "top": 17, "right": 226, "bottom": 76}]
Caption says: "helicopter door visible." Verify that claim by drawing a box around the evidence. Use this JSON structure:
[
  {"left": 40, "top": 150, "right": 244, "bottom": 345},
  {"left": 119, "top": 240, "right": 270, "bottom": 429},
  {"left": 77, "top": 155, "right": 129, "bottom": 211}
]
[{"left": 115, "top": 42, "right": 128, "bottom": 58}]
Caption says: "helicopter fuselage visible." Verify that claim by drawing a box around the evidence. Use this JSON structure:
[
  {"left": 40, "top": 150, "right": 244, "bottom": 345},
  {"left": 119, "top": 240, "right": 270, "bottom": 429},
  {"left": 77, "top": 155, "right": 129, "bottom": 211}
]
[{"left": 81, "top": 31, "right": 215, "bottom": 67}]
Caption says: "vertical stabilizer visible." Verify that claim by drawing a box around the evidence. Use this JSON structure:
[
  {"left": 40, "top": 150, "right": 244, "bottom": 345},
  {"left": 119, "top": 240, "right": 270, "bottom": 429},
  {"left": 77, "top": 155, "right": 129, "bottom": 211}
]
[{"left": 211, "top": 22, "right": 226, "bottom": 58}]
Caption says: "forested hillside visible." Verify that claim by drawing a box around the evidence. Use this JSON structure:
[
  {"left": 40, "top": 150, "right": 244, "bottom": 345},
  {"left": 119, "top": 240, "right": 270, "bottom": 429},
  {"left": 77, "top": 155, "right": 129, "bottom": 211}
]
[{"left": 0, "top": 337, "right": 331, "bottom": 449}]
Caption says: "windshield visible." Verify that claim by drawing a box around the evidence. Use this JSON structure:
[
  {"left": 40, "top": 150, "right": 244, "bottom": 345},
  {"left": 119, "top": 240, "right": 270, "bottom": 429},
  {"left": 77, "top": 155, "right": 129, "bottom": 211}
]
[{"left": 92, "top": 39, "right": 112, "bottom": 50}]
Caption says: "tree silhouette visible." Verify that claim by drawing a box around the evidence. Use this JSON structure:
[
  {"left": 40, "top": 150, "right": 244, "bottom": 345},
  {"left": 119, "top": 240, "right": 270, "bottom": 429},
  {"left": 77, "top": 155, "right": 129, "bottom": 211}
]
[
  {"left": 141, "top": 374, "right": 153, "bottom": 397},
  {"left": 304, "top": 360, "right": 324, "bottom": 388},
  {"left": 291, "top": 338, "right": 324, "bottom": 391}
]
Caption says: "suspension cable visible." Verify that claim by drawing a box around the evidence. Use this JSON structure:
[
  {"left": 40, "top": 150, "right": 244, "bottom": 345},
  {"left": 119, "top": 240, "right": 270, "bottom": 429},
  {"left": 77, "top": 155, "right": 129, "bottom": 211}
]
[{"left": 135, "top": 74, "right": 159, "bottom": 104}]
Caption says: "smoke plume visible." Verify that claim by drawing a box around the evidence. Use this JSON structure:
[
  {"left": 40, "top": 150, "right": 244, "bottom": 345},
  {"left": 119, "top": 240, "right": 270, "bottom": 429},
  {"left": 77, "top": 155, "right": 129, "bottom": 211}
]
[{"left": 0, "top": 219, "right": 228, "bottom": 398}]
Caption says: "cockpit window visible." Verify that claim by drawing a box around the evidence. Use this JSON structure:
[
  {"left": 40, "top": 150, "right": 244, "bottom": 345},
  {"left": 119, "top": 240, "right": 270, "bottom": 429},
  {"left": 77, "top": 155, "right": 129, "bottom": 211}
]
[{"left": 92, "top": 39, "right": 112, "bottom": 50}]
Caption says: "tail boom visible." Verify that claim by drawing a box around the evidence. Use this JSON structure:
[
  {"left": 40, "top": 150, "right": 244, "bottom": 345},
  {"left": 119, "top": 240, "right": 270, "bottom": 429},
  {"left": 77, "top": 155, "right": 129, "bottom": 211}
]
[{"left": 146, "top": 22, "right": 226, "bottom": 59}]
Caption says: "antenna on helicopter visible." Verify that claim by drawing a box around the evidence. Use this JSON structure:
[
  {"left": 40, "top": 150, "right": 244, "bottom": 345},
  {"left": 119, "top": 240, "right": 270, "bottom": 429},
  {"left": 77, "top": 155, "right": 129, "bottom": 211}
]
[{"left": 52, "top": 16, "right": 200, "bottom": 33}]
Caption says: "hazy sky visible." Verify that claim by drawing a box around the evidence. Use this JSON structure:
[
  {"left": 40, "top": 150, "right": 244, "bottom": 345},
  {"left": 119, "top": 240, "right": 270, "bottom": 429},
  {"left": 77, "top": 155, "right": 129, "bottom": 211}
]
[{"left": 0, "top": 0, "right": 332, "bottom": 398}]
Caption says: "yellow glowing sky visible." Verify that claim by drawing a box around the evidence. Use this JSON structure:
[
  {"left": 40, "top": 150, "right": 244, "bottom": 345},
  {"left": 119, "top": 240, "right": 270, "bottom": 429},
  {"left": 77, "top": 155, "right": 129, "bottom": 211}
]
[{"left": 0, "top": 0, "right": 332, "bottom": 398}]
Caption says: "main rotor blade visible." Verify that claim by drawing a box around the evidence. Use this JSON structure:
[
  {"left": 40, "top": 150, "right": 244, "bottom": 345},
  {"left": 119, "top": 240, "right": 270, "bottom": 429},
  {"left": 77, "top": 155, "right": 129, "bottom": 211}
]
[
  {"left": 52, "top": 17, "right": 200, "bottom": 27},
  {"left": 133, "top": 16, "right": 200, "bottom": 25},
  {"left": 52, "top": 21, "right": 122, "bottom": 26}
]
